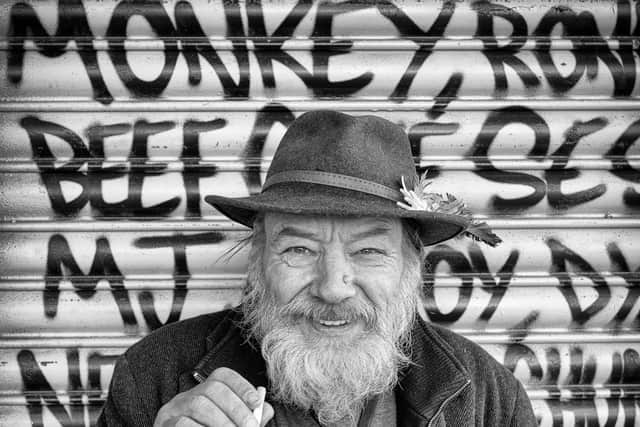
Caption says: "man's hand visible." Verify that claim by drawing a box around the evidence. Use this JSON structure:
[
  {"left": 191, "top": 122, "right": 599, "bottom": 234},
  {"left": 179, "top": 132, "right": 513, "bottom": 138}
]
[{"left": 153, "top": 367, "right": 274, "bottom": 427}]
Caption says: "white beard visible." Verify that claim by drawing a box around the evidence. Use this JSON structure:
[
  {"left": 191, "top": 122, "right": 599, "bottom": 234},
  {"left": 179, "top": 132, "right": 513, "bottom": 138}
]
[{"left": 240, "top": 242, "right": 422, "bottom": 426}]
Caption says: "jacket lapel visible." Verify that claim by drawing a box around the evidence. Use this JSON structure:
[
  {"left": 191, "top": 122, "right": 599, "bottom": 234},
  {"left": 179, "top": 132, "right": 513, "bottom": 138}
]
[{"left": 179, "top": 309, "right": 268, "bottom": 392}]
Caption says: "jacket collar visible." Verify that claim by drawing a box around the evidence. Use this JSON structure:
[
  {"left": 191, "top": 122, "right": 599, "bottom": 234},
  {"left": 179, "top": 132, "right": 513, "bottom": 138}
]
[
  {"left": 183, "top": 309, "right": 470, "bottom": 426},
  {"left": 186, "top": 309, "right": 268, "bottom": 389}
]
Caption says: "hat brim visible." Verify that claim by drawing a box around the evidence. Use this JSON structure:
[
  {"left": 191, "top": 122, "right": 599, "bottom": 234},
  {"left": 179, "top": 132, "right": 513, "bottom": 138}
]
[{"left": 204, "top": 182, "right": 470, "bottom": 247}]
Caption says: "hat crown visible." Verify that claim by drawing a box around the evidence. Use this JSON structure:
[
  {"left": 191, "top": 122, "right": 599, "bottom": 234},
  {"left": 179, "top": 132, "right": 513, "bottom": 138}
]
[{"left": 266, "top": 111, "right": 417, "bottom": 191}]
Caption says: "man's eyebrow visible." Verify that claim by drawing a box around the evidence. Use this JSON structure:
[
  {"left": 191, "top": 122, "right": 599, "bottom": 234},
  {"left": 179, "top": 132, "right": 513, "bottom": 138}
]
[
  {"left": 349, "top": 226, "right": 394, "bottom": 242},
  {"left": 273, "top": 226, "right": 319, "bottom": 241},
  {"left": 272, "top": 224, "right": 394, "bottom": 242}
]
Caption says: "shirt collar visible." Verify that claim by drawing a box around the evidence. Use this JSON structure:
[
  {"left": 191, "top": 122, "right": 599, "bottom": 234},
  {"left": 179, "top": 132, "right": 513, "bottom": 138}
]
[{"left": 187, "top": 308, "right": 470, "bottom": 426}]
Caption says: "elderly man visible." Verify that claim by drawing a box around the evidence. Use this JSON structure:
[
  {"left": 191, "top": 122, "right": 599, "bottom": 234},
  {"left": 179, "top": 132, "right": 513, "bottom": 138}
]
[{"left": 98, "top": 111, "right": 536, "bottom": 426}]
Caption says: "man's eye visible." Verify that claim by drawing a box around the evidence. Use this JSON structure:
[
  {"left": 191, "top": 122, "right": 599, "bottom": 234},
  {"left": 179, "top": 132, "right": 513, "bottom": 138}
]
[
  {"left": 356, "top": 248, "right": 384, "bottom": 255},
  {"left": 281, "top": 246, "right": 317, "bottom": 267},
  {"left": 283, "top": 246, "right": 315, "bottom": 256}
]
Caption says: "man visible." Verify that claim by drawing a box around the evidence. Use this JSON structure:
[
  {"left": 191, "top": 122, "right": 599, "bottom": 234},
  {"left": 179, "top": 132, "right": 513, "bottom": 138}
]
[{"left": 98, "top": 111, "right": 536, "bottom": 426}]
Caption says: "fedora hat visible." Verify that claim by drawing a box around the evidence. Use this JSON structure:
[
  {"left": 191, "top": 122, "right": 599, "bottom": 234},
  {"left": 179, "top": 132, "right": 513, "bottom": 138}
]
[{"left": 205, "top": 110, "right": 500, "bottom": 247}]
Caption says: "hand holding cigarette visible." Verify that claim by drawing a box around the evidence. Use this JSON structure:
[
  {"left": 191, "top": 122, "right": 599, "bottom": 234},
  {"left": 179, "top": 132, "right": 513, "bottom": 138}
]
[{"left": 153, "top": 368, "right": 273, "bottom": 427}]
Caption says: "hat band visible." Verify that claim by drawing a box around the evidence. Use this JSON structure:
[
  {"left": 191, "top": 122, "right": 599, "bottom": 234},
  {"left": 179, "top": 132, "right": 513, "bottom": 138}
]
[{"left": 262, "top": 170, "right": 403, "bottom": 202}]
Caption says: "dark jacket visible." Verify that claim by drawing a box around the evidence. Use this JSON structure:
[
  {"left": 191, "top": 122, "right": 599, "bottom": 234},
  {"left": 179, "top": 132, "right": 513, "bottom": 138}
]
[{"left": 97, "top": 309, "right": 536, "bottom": 427}]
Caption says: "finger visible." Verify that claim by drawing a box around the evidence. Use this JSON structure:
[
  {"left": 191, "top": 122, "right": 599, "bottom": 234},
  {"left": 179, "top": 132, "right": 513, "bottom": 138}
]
[
  {"left": 203, "top": 380, "right": 259, "bottom": 427},
  {"left": 209, "top": 367, "right": 261, "bottom": 409},
  {"left": 183, "top": 394, "right": 235, "bottom": 427},
  {"left": 260, "top": 402, "right": 275, "bottom": 427}
]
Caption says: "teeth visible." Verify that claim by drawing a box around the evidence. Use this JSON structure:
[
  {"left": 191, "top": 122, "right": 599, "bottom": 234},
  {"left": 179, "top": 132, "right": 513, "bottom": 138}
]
[{"left": 318, "top": 319, "right": 348, "bottom": 326}]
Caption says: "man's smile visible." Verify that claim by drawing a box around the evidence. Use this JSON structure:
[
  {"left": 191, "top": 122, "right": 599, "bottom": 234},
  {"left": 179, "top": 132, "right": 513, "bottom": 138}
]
[
  {"left": 318, "top": 319, "right": 348, "bottom": 326},
  {"left": 306, "top": 317, "right": 364, "bottom": 336}
]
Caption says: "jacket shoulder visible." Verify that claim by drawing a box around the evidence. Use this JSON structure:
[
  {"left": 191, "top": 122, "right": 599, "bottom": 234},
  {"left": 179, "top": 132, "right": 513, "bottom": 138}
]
[
  {"left": 424, "top": 322, "right": 535, "bottom": 425},
  {"left": 119, "top": 308, "right": 239, "bottom": 402},
  {"left": 98, "top": 310, "right": 238, "bottom": 427},
  {"left": 123, "top": 309, "right": 234, "bottom": 372},
  {"left": 426, "top": 322, "right": 516, "bottom": 385}
]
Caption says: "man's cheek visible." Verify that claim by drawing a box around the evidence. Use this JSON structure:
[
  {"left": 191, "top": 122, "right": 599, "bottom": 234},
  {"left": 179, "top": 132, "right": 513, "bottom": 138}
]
[
  {"left": 356, "top": 266, "right": 402, "bottom": 289},
  {"left": 361, "top": 282, "right": 404, "bottom": 312},
  {"left": 267, "top": 265, "right": 314, "bottom": 304}
]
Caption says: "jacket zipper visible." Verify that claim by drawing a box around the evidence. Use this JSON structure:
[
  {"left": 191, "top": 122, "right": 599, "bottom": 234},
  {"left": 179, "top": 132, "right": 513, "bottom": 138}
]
[{"left": 427, "top": 379, "right": 471, "bottom": 427}]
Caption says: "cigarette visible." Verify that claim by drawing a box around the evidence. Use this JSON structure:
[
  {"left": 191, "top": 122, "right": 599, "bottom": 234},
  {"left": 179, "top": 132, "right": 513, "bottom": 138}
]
[{"left": 252, "top": 386, "right": 266, "bottom": 424}]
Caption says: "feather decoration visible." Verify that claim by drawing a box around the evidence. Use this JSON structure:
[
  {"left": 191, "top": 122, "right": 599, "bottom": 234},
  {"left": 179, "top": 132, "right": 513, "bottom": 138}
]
[{"left": 397, "top": 171, "right": 502, "bottom": 247}]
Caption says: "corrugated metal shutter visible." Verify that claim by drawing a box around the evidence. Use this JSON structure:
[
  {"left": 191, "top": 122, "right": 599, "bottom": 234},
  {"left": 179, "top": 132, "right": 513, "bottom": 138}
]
[{"left": 1, "top": 1, "right": 638, "bottom": 425}]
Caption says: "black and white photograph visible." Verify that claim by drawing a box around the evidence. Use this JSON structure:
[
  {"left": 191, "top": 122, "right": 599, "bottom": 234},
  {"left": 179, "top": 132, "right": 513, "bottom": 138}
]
[{"left": 0, "top": 0, "right": 639, "bottom": 425}]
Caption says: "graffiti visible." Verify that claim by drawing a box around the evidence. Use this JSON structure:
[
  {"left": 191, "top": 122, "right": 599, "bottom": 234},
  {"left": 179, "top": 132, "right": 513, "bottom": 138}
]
[
  {"left": 473, "top": 0, "right": 637, "bottom": 98},
  {"left": 12, "top": 343, "right": 640, "bottom": 427},
  {"left": 423, "top": 242, "right": 523, "bottom": 324},
  {"left": 607, "top": 242, "right": 640, "bottom": 329},
  {"left": 44, "top": 232, "right": 225, "bottom": 331},
  {"left": 473, "top": 1, "right": 541, "bottom": 96},
  {"left": 7, "top": 0, "right": 376, "bottom": 103},
  {"left": 133, "top": 232, "right": 225, "bottom": 329},
  {"left": 377, "top": 0, "right": 455, "bottom": 100},
  {"left": 7, "top": 0, "right": 640, "bottom": 103},
  {"left": 469, "top": 106, "right": 548, "bottom": 210},
  {"left": 45, "top": 234, "right": 136, "bottom": 330},
  {"left": 22, "top": 116, "right": 222, "bottom": 217},
  {"left": 182, "top": 120, "right": 225, "bottom": 216},
  {"left": 544, "top": 119, "right": 608, "bottom": 210},
  {"left": 18, "top": 349, "right": 118, "bottom": 427},
  {"left": 423, "top": 244, "right": 475, "bottom": 323},
  {"left": 505, "top": 346, "right": 640, "bottom": 426},
  {"left": 18, "top": 104, "right": 640, "bottom": 217},
  {"left": 424, "top": 238, "right": 638, "bottom": 328},
  {"left": 468, "top": 106, "right": 640, "bottom": 211},
  {"left": 531, "top": 3, "right": 638, "bottom": 98},
  {"left": 605, "top": 118, "right": 640, "bottom": 207},
  {"left": 240, "top": 104, "right": 296, "bottom": 195},
  {"left": 7, "top": 0, "right": 110, "bottom": 102},
  {"left": 407, "top": 71, "right": 463, "bottom": 177},
  {"left": 548, "top": 238, "right": 611, "bottom": 326},
  {"left": 548, "top": 239, "right": 639, "bottom": 328}
]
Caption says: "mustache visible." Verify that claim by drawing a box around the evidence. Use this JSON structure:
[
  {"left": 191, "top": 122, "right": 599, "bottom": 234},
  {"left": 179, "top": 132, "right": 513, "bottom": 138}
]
[{"left": 278, "top": 295, "right": 378, "bottom": 328}]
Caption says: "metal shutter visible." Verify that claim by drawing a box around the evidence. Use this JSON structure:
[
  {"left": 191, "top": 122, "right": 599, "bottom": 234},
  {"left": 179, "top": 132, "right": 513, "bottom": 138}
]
[{"left": 1, "top": 1, "right": 638, "bottom": 425}]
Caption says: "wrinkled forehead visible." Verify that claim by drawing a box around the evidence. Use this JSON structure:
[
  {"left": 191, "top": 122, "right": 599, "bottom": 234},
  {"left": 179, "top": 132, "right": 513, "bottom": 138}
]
[{"left": 263, "top": 212, "right": 402, "bottom": 243}]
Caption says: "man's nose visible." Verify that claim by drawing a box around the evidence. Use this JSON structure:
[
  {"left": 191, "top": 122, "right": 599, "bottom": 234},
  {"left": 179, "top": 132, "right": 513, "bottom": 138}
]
[{"left": 312, "top": 249, "right": 357, "bottom": 304}]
